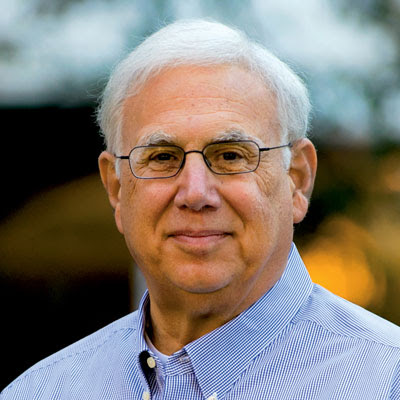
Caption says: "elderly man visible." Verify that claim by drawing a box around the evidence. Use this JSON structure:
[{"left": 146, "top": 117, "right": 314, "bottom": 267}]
[{"left": 2, "top": 19, "right": 400, "bottom": 400}]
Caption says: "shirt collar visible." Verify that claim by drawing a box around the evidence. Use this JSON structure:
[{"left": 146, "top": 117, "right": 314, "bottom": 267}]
[
  {"left": 135, "top": 243, "right": 312, "bottom": 398},
  {"left": 135, "top": 295, "right": 152, "bottom": 391}
]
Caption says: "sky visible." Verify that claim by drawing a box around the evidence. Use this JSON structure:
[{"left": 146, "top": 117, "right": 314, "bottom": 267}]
[{"left": 1, "top": 0, "right": 399, "bottom": 143}]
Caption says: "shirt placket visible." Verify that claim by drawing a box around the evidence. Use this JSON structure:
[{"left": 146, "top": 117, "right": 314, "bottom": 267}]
[{"left": 161, "top": 351, "right": 205, "bottom": 400}]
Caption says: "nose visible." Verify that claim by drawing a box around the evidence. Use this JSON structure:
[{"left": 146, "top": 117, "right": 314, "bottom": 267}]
[{"left": 173, "top": 152, "right": 222, "bottom": 211}]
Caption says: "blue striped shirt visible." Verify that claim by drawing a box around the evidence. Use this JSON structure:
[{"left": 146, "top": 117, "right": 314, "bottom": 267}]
[{"left": 2, "top": 244, "right": 400, "bottom": 399}]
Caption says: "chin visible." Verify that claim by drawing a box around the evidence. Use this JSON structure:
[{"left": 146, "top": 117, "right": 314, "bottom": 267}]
[
  {"left": 172, "top": 274, "right": 233, "bottom": 295},
  {"left": 180, "top": 285, "right": 225, "bottom": 295}
]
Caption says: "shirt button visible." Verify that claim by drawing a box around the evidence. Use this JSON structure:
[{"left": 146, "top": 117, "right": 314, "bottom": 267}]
[
  {"left": 147, "top": 356, "right": 156, "bottom": 368},
  {"left": 179, "top": 355, "right": 189, "bottom": 363},
  {"left": 207, "top": 394, "right": 218, "bottom": 400},
  {"left": 142, "top": 391, "right": 150, "bottom": 400}
]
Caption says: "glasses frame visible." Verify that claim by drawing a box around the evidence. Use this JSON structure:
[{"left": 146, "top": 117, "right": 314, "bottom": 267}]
[{"left": 115, "top": 140, "right": 293, "bottom": 179}]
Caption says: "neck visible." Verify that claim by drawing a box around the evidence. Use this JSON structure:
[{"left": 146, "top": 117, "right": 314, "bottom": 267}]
[
  {"left": 146, "top": 294, "right": 235, "bottom": 355},
  {"left": 145, "top": 270, "right": 282, "bottom": 355},
  {"left": 143, "top": 243, "right": 292, "bottom": 355}
]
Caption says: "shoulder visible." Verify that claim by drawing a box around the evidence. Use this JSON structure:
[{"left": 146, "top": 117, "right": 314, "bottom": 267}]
[
  {"left": 295, "top": 283, "right": 400, "bottom": 348},
  {"left": 1, "top": 311, "right": 139, "bottom": 396}
]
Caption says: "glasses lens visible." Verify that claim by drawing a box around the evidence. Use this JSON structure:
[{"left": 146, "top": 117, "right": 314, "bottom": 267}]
[
  {"left": 130, "top": 145, "right": 184, "bottom": 178},
  {"left": 204, "top": 141, "right": 260, "bottom": 174}
]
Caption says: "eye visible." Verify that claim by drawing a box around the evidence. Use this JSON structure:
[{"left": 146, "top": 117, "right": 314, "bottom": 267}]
[
  {"left": 147, "top": 149, "right": 182, "bottom": 163},
  {"left": 213, "top": 147, "right": 247, "bottom": 163},
  {"left": 221, "top": 151, "right": 243, "bottom": 161},
  {"left": 151, "top": 152, "right": 176, "bottom": 161}
]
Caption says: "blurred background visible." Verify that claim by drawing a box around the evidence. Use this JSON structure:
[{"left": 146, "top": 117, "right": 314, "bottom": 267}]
[{"left": 1, "top": 0, "right": 399, "bottom": 387}]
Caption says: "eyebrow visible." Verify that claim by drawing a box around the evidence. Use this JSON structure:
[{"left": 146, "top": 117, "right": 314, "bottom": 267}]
[
  {"left": 136, "top": 129, "right": 265, "bottom": 147},
  {"left": 213, "top": 130, "right": 265, "bottom": 147},
  {"left": 138, "top": 131, "right": 175, "bottom": 146}
]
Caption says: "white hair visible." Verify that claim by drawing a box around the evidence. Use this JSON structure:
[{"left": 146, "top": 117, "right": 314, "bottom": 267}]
[{"left": 97, "top": 19, "right": 311, "bottom": 169}]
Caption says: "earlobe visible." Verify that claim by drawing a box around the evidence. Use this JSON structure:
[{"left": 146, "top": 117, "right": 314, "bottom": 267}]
[
  {"left": 98, "top": 151, "right": 124, "bottom": 234},
  {"left": 288, "top": 139, "right": 317, "bottom": 224}
]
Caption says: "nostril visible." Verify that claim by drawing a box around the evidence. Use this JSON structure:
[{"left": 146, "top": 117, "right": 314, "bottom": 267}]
[{"left": 174, "top": 173, "right": 221, "bottom": 211}]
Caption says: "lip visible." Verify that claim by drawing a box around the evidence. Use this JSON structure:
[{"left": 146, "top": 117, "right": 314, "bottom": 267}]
[{"left": 167, "top": 230, "right": 230, "bottom": 247}]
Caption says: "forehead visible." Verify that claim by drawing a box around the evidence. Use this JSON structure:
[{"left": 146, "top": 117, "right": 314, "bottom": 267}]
[{"left": 121, "top": 64, "right": 279, "bottom": 148}]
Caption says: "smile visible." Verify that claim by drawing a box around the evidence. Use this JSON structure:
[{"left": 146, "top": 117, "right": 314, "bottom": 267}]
[{"left": 168, "top": 230, "right": 230, "bottom": 247}]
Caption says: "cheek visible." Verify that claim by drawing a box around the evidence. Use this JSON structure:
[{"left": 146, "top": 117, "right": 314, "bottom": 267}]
[
  {"left": 120, "top": 179, "right": 174, "bottom": 234},
  {"left": 224, "top": 178, "right": 272, "bottom": 235},
  {"left": 256, "top": 164, "right": 293, "bottom": 205},
  {"left": 229, "top": 169, "right": 293, "bottom": 235},
  {"left": 118, "top": 176, "right": 145, "bottom": 237}
]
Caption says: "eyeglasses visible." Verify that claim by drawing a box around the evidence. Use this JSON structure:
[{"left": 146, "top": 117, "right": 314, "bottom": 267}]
[{"left": 115, "top": 140, "right": 292, "bottom": 179}]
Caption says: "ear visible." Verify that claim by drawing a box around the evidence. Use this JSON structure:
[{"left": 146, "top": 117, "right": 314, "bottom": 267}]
[
  {"left": 288, "top": 138, "right": 317, "bottom": 224},
  {"left": 98, "top": 151, "right": 124, "bottom": 234}
]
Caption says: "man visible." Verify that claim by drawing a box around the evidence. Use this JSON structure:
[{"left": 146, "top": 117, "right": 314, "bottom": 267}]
[{"left": 2, "top": 19, "right": 400, "bottom": 400}]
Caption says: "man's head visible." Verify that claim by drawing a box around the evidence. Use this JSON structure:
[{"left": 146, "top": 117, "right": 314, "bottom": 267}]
[
  {"left": 97, "top": 19, "right": 311, "bottom": 161},
  {"left": 98, "top": 19, "right": 317, "bottom": 318}
]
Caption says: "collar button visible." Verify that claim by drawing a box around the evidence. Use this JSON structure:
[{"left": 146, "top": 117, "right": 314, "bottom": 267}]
[
  {"left": 146, "top": 356, "right": 156, "bottom": 368},
  {"left": 142, "top": 391, "right": 150, "bottom": 400}
]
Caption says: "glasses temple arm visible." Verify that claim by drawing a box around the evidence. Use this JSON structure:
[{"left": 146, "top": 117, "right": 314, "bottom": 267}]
[{"left": 259, "top": 142, "right": 292, "bottom": 152}]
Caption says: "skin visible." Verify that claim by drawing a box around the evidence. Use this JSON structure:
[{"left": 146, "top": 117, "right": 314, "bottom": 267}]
[{"left": 99, "top": 64, "right": 317, "bottom": 355}]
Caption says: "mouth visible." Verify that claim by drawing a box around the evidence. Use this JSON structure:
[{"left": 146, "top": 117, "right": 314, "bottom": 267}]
[{"left": 168, "top": 230, "right": 230, "bottom": 247}]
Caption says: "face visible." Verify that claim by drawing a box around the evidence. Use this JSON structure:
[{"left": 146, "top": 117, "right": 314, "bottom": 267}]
[{"left": 100, "top": 65, "right": 315, "bottom": 311}]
